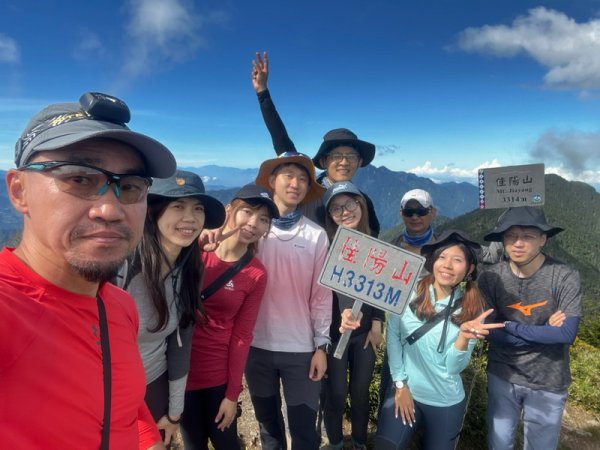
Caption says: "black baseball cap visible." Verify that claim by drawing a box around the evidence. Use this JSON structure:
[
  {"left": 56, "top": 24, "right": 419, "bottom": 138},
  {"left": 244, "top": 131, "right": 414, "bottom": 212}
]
[{"left": 233, "top": 183, "right": 280, "bottom": 219}]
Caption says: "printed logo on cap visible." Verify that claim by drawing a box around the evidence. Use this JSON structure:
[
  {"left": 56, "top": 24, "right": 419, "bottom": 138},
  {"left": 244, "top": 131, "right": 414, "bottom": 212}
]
[
  {"left": 333, "top": 183, "right": 348, "bottom": 193},
  {"left": 176, "top": 177, "right": 186, "bottom": 186}
]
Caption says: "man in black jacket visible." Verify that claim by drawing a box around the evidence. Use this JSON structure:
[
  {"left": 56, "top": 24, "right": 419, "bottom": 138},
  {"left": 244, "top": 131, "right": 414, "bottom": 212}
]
[{"left": 251, "top": 51, "right": 380, "bottom": 236}]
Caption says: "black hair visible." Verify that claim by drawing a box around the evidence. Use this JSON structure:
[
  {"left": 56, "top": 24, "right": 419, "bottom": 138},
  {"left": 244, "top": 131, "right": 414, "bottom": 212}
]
[
  {"left": 140, "top": 196, "right": 205, "bottom": 332},
  {"left": 226, "top": 198, "right": 275, "bottom": 253},
  {"left": 271, "top": 162, "right": 311, "bottom": 182},
  {"left": 324, "top": 193, "right": 371, "bottom": 241},
  {"left": 411, "top": 242, "right": 483, "bottom": 324}
]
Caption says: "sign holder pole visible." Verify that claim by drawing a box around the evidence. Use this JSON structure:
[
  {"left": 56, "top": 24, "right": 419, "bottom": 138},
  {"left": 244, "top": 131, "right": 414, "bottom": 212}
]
[{"left": 333, "top": 299, "right": 363, "bottom": 359}]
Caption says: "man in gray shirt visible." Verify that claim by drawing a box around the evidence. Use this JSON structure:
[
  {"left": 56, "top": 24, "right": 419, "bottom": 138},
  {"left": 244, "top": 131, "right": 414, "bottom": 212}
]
[{"left": 478, "top": 206, "right": 582, "bottom": 450}]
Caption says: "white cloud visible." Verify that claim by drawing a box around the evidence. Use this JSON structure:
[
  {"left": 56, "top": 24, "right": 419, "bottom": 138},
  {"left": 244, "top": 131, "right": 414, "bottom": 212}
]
[
  {"left": 72, "top": 30, "right": 106, "bottom": 62},
  {"left": 545, "top": 165, "right": 600, "bottom": 186},
  {"left": 0, "top": 33, "right": 19, "bottom": 63},
  {"left": 119, "top": 0, "right": 207, "bottom": 81},
  {"left": 406, "top": 158, "right": 599, "bottom": 190},
  {"left": 456, "top": 7, "right": 600, "bottom": 90},
  {"left": 408, "top": 159, "right": 501, "bottom": 183}
]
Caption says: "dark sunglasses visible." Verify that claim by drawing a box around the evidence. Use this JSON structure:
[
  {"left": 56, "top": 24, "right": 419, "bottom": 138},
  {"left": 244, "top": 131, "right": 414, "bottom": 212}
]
[
  {"left": 19, "top": 161, "right": 152, "bottom": 205},
  {"left": 402, "top": 207, "right": 430, "bottom": 217}
]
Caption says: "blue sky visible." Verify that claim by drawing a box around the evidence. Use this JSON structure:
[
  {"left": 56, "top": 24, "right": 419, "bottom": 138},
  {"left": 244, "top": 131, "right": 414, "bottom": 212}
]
[{"left": 1, "top": 0, "right": 600, "bottom": 189}]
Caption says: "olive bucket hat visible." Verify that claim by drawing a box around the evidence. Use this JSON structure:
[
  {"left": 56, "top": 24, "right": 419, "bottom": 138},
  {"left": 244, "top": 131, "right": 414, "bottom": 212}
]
[{"left": 255, "top": 151, "right": 326, "bottom": 205}]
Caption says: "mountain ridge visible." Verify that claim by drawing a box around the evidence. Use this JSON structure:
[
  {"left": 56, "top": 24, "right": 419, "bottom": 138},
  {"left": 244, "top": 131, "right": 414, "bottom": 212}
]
[{"left": 0, "top": 165, "right": 482, "bottom": 233}]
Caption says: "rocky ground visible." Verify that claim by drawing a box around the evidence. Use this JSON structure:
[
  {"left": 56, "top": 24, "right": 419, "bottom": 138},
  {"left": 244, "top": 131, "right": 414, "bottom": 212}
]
[{"left": 170, "top": 383, "right": 600, "bottom": 450}]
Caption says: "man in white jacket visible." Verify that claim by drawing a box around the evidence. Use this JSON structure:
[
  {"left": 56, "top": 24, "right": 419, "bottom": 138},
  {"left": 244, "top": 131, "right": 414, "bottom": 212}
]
[{"left": 246, "top": 152, "right": 333, "bottom": 450}]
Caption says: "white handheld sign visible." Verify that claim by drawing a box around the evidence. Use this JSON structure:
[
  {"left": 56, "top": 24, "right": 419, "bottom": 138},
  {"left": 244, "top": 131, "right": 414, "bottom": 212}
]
[{"left": 318, "top": 227, "right": 425, "bottom": 358}]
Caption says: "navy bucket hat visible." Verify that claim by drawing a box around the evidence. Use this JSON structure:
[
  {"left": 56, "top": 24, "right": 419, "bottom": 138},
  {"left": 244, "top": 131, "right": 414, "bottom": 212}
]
[{"left": 149, "top": 169, "right": 226, "bottom": 229}]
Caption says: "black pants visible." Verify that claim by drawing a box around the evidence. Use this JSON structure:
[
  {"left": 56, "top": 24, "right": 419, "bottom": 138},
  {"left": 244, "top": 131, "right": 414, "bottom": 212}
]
[
  {"left": 180, "top": 384, "right": 241, "bottom": 450},
  {"left": 324, "top": 333, "right": 376, "bottom": 447},
  {"left": 245, "top": 347, "right": 321, "bottom": 450},
  {"left": 145, "top": 371, "right": 169, "bottom": 422}
]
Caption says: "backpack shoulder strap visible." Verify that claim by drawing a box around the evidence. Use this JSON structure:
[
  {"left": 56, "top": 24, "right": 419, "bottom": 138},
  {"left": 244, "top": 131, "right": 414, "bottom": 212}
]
[
  {"left": 114, "top": 248, "right": 142, "bottom": 290},
  {"left": 200, "top": 249, "right": 253, "bottom": 302},
  {"left": 405, "top": 298, "right": 462, "bottom": 345}
]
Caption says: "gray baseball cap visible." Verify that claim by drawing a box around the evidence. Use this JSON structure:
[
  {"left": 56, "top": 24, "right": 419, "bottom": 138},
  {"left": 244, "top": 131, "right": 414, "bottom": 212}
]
[
  {"left": 14, "top": 92, "right": 176, "bottom": 178},
  {"left": 322, "top": 181, "right": 364, "bottom": 209}
]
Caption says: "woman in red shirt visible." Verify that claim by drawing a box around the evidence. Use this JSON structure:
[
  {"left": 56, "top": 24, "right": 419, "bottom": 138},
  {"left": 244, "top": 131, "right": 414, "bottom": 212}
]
[{"left": 181, "top": 184, "right": 279, "bottom": 450}]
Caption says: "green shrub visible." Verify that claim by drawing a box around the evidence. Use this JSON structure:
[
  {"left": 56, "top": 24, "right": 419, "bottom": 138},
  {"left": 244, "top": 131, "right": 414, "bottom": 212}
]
[
  {"left": 568, "top": 339, "right": 600, "bottom": 414},
  {"left": 577, "top": 318, "right": 600, "bottom": 348}
]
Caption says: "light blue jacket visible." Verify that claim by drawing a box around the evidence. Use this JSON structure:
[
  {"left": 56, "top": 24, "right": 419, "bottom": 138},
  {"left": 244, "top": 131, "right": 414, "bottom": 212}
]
[{"left": 387, "top": 285, "right": 476, "bottom": 407}]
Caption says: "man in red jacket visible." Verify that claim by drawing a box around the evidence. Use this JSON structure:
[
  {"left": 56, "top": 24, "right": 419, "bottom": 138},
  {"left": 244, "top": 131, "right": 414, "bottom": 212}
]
[{"left": 0, "top": 92, "right": 176, "bottom": 449}]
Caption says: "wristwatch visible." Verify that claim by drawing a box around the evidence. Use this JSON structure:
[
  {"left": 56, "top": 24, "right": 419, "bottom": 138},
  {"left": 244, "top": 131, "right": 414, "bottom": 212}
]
[
  {"left": 395, "top": 380, "right": 407, "bottom": 390},
  {"left": 316, "top": 343, "right": 331, "bottom": 354}
]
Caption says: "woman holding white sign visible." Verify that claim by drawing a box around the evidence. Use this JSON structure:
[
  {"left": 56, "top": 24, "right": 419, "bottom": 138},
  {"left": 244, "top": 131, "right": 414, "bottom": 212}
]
[
  {"left": 322, "top": 181, "right": 385, "bottom": 450},
  {"left": 342, "top": 230, "right": 504, "bottom": 450}
]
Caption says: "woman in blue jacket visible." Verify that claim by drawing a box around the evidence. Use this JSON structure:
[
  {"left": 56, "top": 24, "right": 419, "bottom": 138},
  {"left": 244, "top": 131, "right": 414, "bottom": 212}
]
[{"left": 342, "top": 230, "right": 503, "bottom": 450}]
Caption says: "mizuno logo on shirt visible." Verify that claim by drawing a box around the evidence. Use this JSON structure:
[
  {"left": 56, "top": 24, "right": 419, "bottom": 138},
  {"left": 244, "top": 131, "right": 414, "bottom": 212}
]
[{"left": 507, "top": 300, "right": 548, "bottom": 316}]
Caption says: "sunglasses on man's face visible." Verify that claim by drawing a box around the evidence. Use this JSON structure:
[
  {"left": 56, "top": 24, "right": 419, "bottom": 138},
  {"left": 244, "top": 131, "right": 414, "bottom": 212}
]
[
  {"left": 402, "top": 207, "right": 430, "bottom": 217},
  {"left": 19, "top": 161, "right": 152, "bottom": 205}
]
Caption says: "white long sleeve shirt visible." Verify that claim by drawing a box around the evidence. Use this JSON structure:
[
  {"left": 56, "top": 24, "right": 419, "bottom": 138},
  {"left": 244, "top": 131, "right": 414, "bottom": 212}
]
[{"left": 252, "top": 216, "right": 332, "bottom": 352}]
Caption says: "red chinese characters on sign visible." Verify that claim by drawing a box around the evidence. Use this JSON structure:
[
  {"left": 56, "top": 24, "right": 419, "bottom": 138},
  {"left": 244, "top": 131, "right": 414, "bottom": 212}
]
[
  {"left": 340, "top": 237, "right": 360, "bottom": 264},
  {"left": 363, "top": 247, "right": 388, "bottom": 275},
  {"left": 391, "top": 260, "right": 414, "bottom": 285},
  {"left": 322, "top": 227, "right": 426, "bottom": 316},
  {"left": 338, "top": 237, "right": 415, "bottom": 285}
]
